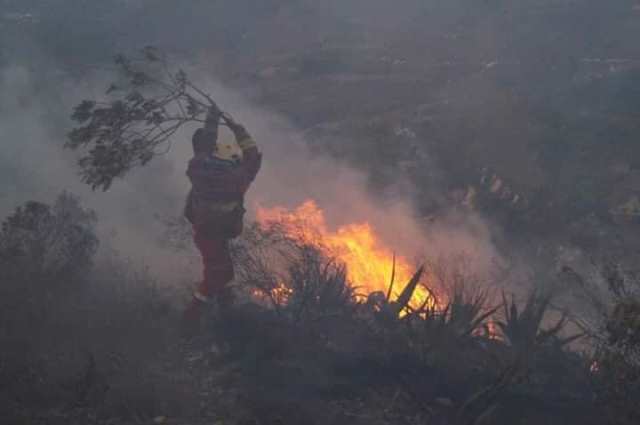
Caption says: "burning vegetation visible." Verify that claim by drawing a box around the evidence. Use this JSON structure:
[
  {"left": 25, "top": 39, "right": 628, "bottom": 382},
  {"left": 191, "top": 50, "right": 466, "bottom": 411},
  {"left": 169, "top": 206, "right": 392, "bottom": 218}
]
[
  {"left": 2, "top": 48, "right": 640, "bottom": 425},
  {"left": 2, "top": 193, "right": 640, "bottom": 425},
  {"left": 256, "top": 200, "right": 437, "bottom": 310}
]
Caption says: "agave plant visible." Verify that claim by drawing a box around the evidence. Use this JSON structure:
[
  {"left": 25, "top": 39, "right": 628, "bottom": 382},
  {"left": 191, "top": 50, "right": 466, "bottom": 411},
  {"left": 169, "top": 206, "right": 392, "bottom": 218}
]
[
  {"left": 283, "top": 246, "right": 357, "bottom": 324},
  {"left": 441, "top": 287, "right": 499, "bottom": 339},
  {"left": 497, "top": 290, "right": 571, "bottom": 353},
  {"left": 367, "top": 264, "right": 426, "bottom": 324},
  {"left": 452, "top": 292, "right": 556, "bottom": 425}
]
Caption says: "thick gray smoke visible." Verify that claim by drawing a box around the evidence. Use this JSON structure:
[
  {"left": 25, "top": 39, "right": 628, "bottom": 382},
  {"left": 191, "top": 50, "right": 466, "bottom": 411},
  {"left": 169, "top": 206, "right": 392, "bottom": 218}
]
[
  {"left": 7, "top": 0, "right": 587, "bottom": 289},
  {"left": 0, "top": 64, "right": 189, "bottom": 277},
  {"left": 1, "top": 0, "right": 636, "bottom": 366},
  {"left": 0, "top": 59, "right": 500, "bottom": 287}
]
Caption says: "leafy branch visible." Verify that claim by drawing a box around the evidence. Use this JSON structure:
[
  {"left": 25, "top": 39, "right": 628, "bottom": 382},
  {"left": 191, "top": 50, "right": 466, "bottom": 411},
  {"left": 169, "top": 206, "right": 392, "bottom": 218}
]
[{"left": 66, "top": 47, "right": 222, "bottom": 191}]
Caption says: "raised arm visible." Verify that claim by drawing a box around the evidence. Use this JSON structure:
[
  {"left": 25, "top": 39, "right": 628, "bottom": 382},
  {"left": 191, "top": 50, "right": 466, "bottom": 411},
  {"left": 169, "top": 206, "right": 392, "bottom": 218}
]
[
  {"left": 223, "top": 114, "right": 262, "bottom": 183},
  {"left": 187, "top": 112, "right": 262, "bottom": 198}
]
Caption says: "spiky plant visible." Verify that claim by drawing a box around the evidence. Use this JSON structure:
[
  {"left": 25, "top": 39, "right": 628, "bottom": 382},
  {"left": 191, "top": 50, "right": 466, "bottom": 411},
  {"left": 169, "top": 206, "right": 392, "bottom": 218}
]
[
  {"left": 441, "top": 287, "right": 499, "bottom": 339},
  {"left": 451, "top": 291, "right": 582, "bottom": 425},
  {"left": 497, "top": 291, "right": 575, "bottom": 356},
  {"left": 284, "top": 246, "right": 356, "bottom": 324},
  {"left": 367, "top": 265, "right": 427, "bottom": 325}
]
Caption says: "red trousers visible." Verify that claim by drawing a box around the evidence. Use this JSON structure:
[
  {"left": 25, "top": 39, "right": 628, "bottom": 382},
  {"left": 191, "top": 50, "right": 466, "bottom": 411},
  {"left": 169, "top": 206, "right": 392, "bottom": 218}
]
[{"left": 193, "top": 227, "right": 234, "bottom": 298}]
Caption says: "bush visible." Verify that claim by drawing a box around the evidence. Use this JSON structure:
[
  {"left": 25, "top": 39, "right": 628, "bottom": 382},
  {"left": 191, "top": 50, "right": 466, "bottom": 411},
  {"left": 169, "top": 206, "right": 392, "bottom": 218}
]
[
  {"left": 0, "top": 192, "right": 98, "bottom": 284},
  {"left": 224, "top": 225, "right": 600, "bottom": 424},
  {"left": 0, "top": 205, "right": 617, "bottom": 425},
  {"left": 0, "top": 195, "right": 197, "bottom": 424},
  {"left": 595, "top": 293, "right": 640, "bottom": 425}
]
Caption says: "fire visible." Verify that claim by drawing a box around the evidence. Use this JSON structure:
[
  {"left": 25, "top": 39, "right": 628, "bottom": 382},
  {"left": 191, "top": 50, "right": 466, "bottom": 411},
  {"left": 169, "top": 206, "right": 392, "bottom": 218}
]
[{"left": 256, "top": 200, "right": 435, "bottom": 308}]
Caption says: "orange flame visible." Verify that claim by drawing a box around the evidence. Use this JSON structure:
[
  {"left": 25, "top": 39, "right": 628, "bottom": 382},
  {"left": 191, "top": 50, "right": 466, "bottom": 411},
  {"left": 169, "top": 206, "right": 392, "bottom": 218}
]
[{"left": 256, "top": 200, "right": 436, "bottom": 309}]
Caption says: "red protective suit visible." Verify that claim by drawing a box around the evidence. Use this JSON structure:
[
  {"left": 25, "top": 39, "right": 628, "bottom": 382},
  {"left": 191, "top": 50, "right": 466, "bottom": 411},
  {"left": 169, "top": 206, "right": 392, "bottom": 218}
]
[
  {"left": 185, "top": 125, "right": 261, "bottom": 309},
  {"left": 192, "top": 231, "right": 234, "bottom": 299}
]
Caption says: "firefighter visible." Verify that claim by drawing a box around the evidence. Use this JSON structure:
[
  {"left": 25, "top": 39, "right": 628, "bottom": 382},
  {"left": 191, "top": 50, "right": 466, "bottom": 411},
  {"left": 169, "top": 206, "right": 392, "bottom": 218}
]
[{"left": 183, "top": 105, "right": 262, "bottom": 325}]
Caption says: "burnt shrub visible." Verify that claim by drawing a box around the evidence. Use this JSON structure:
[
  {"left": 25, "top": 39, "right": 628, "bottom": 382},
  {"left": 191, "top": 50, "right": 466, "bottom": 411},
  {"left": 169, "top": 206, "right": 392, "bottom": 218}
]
[
  {"left": 0, "top": 193, "right": 100, "bottom": 380},
  {"left": 594, "top": 295, "right": 640, "bottom": 425},
  {"left": 0, "top": 195, "right": 196, "bottom": 424},
  {"left": 0, "top": 191, "right": 99, "bottom": 285}
]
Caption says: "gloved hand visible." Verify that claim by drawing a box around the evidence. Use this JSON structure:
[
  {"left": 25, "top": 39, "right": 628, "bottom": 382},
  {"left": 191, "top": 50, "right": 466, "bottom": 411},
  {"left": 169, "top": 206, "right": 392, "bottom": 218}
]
[
  {"left": 221, "top": 112, "right": 250, "bottom": 140},
  {"left": 221, "top": 112, "right": 240, "bottom": 130}
]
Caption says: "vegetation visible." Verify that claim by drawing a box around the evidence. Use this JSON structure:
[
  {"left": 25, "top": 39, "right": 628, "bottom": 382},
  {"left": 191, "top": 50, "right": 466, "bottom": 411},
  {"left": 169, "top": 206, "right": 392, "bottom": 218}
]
[
  {"left": 66, "top": 48, "right": 224, "bottom": 191},
  {"left": 0, "top": 194, "right": 190, "bottom": 425},
  {"left": 2, "top": 196, "right": 638, "bottom": 425},
  {"left": 591, "top": 265, "right": 640, "bottom": 425},
  {"left": 0, "top": 192, "right": 98, "bottom": 283},
  {"left": 3, "top": 2, "right": 640, "bottom": 423}
]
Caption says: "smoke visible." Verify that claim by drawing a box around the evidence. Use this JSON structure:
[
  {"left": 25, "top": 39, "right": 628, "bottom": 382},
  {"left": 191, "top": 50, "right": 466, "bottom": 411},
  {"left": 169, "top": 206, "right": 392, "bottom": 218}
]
[
  {"left": 160, "top": 67, "right": 503, "bottom": 281},
  {"left": 1, "top": 0, "right": 510, "bottom": 288},
  {"left": 0, "top": 58, "right": 501, "bottom": 288},
  {"left": 0, "top": 63, "right": 192, "bottom": 280},
  {"left": 1, "top": 0, "right": 636, "bottom": 365}
]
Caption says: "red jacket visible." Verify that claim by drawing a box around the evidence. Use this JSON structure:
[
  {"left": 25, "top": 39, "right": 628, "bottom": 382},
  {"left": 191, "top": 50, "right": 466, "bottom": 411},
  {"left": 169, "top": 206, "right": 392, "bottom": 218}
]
[
  {"left": 187, "top": 148, "right": 261, "bottom": 202},
  {"left": 184, "top": 130, "right": 262, "bottom": 230}
]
